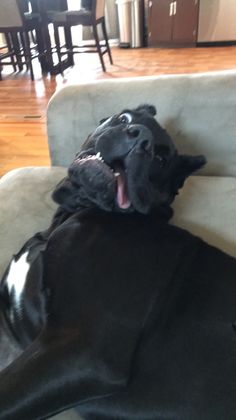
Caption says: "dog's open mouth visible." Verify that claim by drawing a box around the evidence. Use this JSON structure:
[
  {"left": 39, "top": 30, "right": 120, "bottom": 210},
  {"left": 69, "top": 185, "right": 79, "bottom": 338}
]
[
  {"left": 71, "top": 152, "right": 132, "bottom": 211},
  {"left": 96, "top": 152, "right": 132, "bottom": 210},
  {"left": 111, "top": 160, "right": 131, "bottom": 210}
]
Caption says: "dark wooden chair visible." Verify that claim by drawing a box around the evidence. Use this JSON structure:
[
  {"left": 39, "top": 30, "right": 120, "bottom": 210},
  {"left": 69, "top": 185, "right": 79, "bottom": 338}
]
[
  {"left": 24, "top": 0, "right": 74, "bottom": 74},
  {"left": 0, "top": 0, "right": 43, "bottom": 80},
  {"left": 51, "top": 0, "right": 113, "bottom": 72}
]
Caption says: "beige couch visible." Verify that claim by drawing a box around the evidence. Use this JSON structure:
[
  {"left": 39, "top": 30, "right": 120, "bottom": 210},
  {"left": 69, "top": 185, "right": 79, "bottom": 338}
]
[{"left": 1, "top": 70, "right": 236, "bottom": 418}]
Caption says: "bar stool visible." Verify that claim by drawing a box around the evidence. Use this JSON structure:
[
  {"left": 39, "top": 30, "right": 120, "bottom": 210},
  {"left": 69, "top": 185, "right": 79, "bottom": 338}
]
[
  {"left": 51, "top": 0, "right": 113, "bottom": 72},
  {"left": 0, "top": 0, "right": 42, "bottom": 80}
]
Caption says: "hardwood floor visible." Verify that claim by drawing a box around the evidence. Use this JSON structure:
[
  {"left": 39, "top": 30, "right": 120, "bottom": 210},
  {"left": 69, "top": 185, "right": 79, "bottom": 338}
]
[{"left": 1, "top": 45, "right": 236, "bottom": 177}]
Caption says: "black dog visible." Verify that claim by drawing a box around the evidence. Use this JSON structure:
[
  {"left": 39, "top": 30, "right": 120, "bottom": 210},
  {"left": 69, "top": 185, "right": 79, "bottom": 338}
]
[{"left": 0, "top": 105, "right": 236, "bottom": 420}]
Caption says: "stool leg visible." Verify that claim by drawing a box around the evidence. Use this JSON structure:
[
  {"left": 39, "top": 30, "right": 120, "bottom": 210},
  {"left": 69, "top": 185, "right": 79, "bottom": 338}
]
[
  {"left": 64, "top": 26, "right": 74, "bottom": 66},
  {"left": 92, "top": 22, "right": 106, "bottom": 72},
  {"left": 22, "top": 31, "right": 34, "bottom": 80},
  {"left": 5, "top": 33, "right": 17, "bottom": 72},
  {"left": 12, "top": 32, "right": 23, "bottom": 71},
  {"left": 101, "top": 18, "right": 113, "bottom": 65},
  {"left": 54, "top": 24, "right": 63, "bottom": 75}
]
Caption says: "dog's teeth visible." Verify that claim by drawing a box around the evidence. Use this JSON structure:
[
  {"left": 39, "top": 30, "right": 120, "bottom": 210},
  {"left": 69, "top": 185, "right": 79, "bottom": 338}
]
[
  {"left": 95, "top": 152, "right": 104, "bottom": 161},
  {"left": 114, "top": 172, "right": 120, "bottom": 177}
]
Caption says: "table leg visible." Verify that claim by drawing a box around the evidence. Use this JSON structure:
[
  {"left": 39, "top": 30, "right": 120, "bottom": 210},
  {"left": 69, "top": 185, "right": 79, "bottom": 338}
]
[{"left": 34, "top": 28, "right": 49, "bottom": 72}]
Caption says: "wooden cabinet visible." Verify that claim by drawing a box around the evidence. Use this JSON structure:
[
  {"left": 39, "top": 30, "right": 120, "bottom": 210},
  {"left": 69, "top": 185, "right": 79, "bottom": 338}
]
[{"left": 148, "top": 0, "right": 199, "bottom": 46}]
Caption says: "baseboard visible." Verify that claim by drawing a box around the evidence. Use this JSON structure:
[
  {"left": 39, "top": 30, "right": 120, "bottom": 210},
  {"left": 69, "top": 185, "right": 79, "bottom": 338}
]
[{"left": 197, "top": 40, "right": 236, "bottom": 47}]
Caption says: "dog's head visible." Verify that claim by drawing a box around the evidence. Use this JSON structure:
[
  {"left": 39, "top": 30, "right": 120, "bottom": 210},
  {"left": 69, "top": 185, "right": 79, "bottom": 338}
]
[{"left": 53, "top": 105, "right": 206, "bottom": 214}]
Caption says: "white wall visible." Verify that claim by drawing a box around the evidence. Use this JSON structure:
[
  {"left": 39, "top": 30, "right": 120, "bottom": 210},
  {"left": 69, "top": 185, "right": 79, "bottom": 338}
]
[
  {"left": 0, "top": 34, "right": 5, "bottom": 47},
  {"left": 198, "top": 0, "right": 236, "bottom": 42}
]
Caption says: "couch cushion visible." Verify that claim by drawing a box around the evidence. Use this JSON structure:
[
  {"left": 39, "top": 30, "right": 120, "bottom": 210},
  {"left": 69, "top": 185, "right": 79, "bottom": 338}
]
[{"left": 1, "top": 168, "right": 236, "bottom": 280}]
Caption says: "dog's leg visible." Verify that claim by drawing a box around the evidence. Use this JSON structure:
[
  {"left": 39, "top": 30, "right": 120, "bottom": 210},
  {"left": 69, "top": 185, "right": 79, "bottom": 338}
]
[
  {"left": 0, "top": 326, "right": 127, "bottom": 420},
  {"left": 0, "top": 312, "right": 22, "bottom": 371}
]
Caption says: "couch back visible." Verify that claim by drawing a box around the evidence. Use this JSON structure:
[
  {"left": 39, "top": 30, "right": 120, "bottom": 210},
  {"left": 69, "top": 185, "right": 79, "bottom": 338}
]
[{"left": 47, "top": 71, "right": 236, "bottom": 176}]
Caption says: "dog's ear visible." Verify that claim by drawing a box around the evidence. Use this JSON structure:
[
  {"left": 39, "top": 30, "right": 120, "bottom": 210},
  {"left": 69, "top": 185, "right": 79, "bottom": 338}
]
[
  {"left": 173, "top": 154, "right": 207, "bottom": 191},
  {"left": 52, "top": 177, "right": 79, "bottom": 212},
  {"left": 135, "top": 104, "right": 157, "bottom": 116}
]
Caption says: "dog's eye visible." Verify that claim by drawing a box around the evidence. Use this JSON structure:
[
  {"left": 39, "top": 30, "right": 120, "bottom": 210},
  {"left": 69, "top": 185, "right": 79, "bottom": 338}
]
[
  {"left": 118, "top": 113, "right": 132, "bottom": 124},
  {"left": 155, "top": 154, "right": 167, "bottom": 168},
  {"left": 154, "top": 145, "right": 169, "bottom": 168}
]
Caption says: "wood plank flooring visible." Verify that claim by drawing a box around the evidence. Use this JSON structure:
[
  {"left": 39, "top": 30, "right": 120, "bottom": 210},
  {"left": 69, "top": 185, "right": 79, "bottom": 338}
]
[{"left": 1, "top": 45, "right": 236, "bottom": 177}]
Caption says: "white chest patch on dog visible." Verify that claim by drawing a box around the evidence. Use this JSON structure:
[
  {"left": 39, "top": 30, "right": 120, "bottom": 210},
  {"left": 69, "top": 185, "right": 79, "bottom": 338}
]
[{"left": 5, "top": 251, "right": 30, "bottom": 312}]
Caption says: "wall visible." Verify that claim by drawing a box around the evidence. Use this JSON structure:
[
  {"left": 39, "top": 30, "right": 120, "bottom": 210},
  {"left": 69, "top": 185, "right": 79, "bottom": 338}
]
[
  {"left": 0, "top": 34, "right": 5, "bottom": 47},
  {"left": 198, "top": 0, "right": 236, "bottom": 42},
  {"left": 105, "top": 0, "right": 119, "bottom": 40},
  {"left": 83, "top": 0, "right": 119, "bottom": 41}
]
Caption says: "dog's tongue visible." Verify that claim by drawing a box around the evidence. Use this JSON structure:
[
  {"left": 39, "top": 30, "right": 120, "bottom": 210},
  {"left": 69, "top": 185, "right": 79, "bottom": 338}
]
[{"left": 114, "top": 164, "right": 131, "bottom": 209}]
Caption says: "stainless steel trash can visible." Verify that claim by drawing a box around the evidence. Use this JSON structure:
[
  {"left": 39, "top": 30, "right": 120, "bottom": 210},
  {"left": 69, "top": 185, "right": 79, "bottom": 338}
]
[{"left": 116, "top": 0, "right": 143, "bottom": 48}]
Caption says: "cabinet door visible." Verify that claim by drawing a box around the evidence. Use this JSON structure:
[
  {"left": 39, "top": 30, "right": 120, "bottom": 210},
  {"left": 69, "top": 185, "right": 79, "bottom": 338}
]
[
  {"left": 148, "top": 0, "right": 173, "bottom": 46},
  {"left": 172, "top": 0, "right": 199, "bottom": 44}
]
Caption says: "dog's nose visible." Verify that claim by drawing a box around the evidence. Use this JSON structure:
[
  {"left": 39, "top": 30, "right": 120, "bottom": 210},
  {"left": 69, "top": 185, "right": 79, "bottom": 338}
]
[
  {"left": 127, "top": 126, "right": 140, "bottom": 138},
  {"left": 139, "top": 138, "right": 153, "bottom": 153}
]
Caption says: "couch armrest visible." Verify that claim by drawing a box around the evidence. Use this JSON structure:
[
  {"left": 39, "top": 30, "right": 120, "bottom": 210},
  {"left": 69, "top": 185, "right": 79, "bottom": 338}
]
[{"left": 0, "top": 167, "right": 66, "bottom": 279}]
